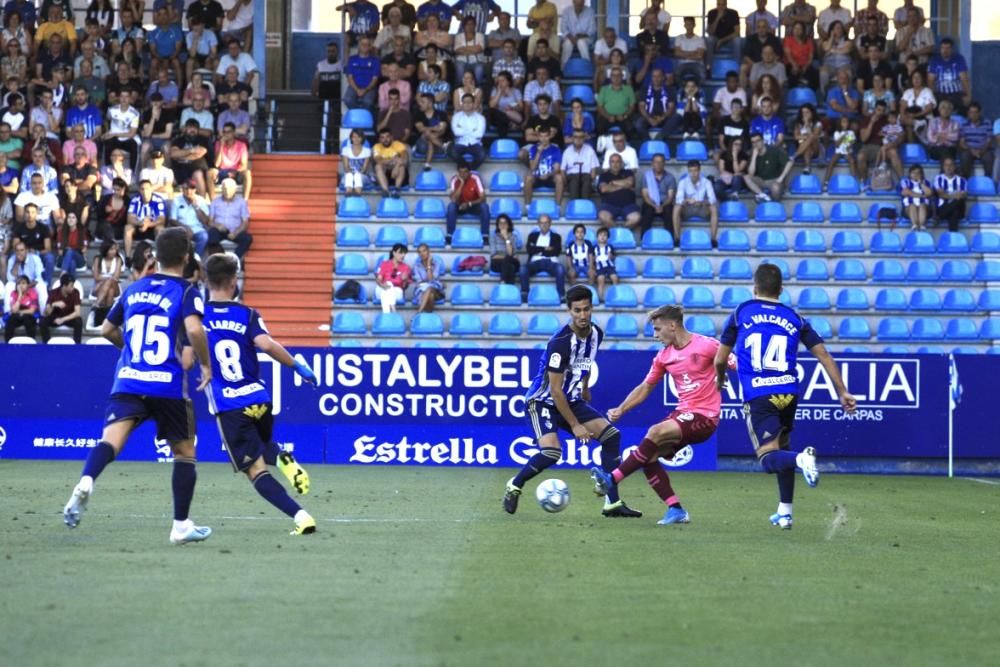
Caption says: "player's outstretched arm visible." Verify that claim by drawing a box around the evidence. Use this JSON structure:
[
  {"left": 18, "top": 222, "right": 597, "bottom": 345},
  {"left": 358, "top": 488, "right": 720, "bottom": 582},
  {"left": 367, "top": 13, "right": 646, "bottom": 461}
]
[
  {"left": 548, "top": 370, "right": 591, "bottom": 444},
  {"left": 254, "top": 335, "right": 317, "bottom": 384},
  {"left": 184, "top": 314, "right": 212, "bottom": 391},
  {"left": 714, "top": 343, "right": 734, "bottom": 391},
  {"left": 810, "top": 343, "right": 857, "bottom": 413},
  {"left": 608, "top": 381, "right": 654, "bottom": 422},
  {"left": 101, "top": 319, "right": 124, "bottom": 349}
]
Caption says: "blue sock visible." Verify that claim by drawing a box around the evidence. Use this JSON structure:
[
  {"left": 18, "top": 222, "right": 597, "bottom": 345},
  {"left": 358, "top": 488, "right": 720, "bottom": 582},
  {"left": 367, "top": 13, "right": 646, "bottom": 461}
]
[
  {"left": 512, "top": 448, "right": 560, "bottom": 488},
  {"left": 172, "top": 457, "right": 197, "bottom": 521},
  {"left": 760, "top": 450, "right": 798, "bottom": 473},
  {"left": 598, "top": 426, "right": 622, "bottom": 504},
  {"left": 252, "top": 471, "right": 302, "bottom": 518},
  {"left": 81, "top": 441, "right": 116, "bottom": 480},
  {"left": 776, "top": 469, "right": 795, "bottom": 504},
  {"left": 262, "top": 441, "right": 281, "bottom": 466}
]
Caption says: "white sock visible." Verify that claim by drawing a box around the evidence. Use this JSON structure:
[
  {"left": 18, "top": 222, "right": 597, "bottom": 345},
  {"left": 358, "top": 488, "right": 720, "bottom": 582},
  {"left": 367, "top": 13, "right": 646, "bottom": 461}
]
[
  {"left": 778, "top": 502, "right": 793, "bottom": 516},
  {"left": 78, "top": 476, "right": 94, "bottom": 493},
  {"left": 294, "top": 509, "right": 311, "bottom": 523},
  {"left": 172, "top": 519, "right": 192, "bottom": 533}
]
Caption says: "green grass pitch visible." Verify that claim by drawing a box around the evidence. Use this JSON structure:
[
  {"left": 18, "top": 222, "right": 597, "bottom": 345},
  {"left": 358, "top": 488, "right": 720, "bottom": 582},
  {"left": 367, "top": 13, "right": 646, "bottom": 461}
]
[{"left": 1, "top": 461, "right": 998, "bottom": 667}]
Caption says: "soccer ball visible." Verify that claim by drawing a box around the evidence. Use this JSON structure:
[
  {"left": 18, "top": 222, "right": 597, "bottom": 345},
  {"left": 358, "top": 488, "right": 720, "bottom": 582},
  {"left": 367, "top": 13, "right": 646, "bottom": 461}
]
[{"left": 536, "top": 478, "right": 571, "bottom": 513}]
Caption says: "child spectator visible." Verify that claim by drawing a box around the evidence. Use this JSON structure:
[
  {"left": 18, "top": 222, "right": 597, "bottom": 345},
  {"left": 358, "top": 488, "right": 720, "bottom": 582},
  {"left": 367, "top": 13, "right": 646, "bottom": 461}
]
[
  {"left": 677, "top": 77, "right": 707, "bottom": 139},
  {"left": 900, "top": 165, "right": 932, "bottom": 231},
  {"left": 565, "top": 223, "right": 594, "bottom": 286},
  {"left": 4, "top": 273, "right": 37, "bottom": 341},
  {"left": 824, "top": 115, "right": 857, "bottom": 191},
  {"left": 593, "top": 226, "right": 618, "bottom": 303}
]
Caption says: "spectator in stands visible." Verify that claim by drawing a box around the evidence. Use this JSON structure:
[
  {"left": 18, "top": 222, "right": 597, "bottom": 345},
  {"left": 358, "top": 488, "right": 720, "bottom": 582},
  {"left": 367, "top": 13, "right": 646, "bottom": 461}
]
[
  {"left": 715, "top": 136, "right": 750, "bottom": 199},
  {"left": 900, "top": 68, "right": 936, "bottom": 142},
  {"left": 381, "top": 35, "right": 416, "bottom": 82},
  {"left": 15, "top": 173, "right": 60, "bottom": 228},
  {"left": 746, "top": 0, "right": 779, "bottom": 36},
  {"left": 452, "top": 0, "right": 499, "bottom": 37},
  {"left": 562, "top": 97, "right": 594, "bottom": 139},
  {"left": 342, "top": 129, "right": 371, "bottom": 195},
  {"left": 445, "top": 161, "right": 489, "bottom": 246},
  {"left": 857, "top": 46, "right": 894, "bottom": 98},
  {"left": 343, "top": 36, "right": 379, "bottom": 111},
  {"left": 858, "top": 100, "right": 903, "bottom": 184},
  {"left": 56, "top": 210, "right": 88, "bottom": 278},
  {"left": 374, "top": 243, "right": 410, "bottom": 313},
  {"left": 856, "top": 14, "right": 886, "bottom": 54},
  {"left": 595, "top": 67, "right": 636, "bottom": 138},
  {"left": 417, "top": 62, "right": 449, "bottom": 113},
  {"left": 717, "top": 97, "right": 749, "bottom": 155},
  {"left": 784, "top": 21, "right": 817, "bottom": 90},
  {"left": 139, "top": 149, "right": 174, "bottom": 197},
  {"left": 673, "top": 16, "right": 707, "bottom": 84},
  {"left": 209, "top": 177, "right": 251, "bottom": 258},
  {"left": 39, "top": 272, "right": 81, "bottom": 342},
  {"left": 824, "top": 114, "right": 858, "bottom": 190},
  {"left": 749, "top": 96, "right": 785, "bottom": 147},
  {"left": 215, "top": 65, "right": 251, "bottom": 108},
  {"left": 65, "top": 90, "right": 103, "bottom": 150},
  {"left": 927, "top": 38, "right": 971, "bottom": 114},
  {"left": 374, "top": 6, "right": 412, "bottom": 57},
  {"left": 561, "top": 129, "right": 599, "bottom": 200},
  {"left": 21, "top": 126, "right": 60, "bottom": 185},
  {"left": 381, "top": 0, "right": 417, "bottom": 28},
  {"left": 493, "top": 39, "right": 526, "bottom": 90},
  {"left": 959, "top": 102, "right": 992, "bottom": 179},
  {"left": 2, "top": 38, "right": 28, "bottom": 89},
  {"left": 95, "top": 177, "right": 129, "bottom": 243},
  {"left": 601, "top": 130, "right": 639, "bottom": 170},
  {"left": 181, "top": 90, "right": 216, "bottom": 141},
  {"left": 710, "top": 71, "right": 746, "bottom": 142},
  {"left": 487, "top": 72, "right": 523, "bottom": 138},
  {"left": 819, "top": 21, "right": 854, "bottom": 93},
  {"left": 35, "top": 4, "right": 77, "bottom": 56},
  {"left": 170, "top": 119, "right": 212, "bottom": 196},
  {"left": 523, "top": 126, "right": 562, "bottom": 206},
  {"left": 559, "top": 0, "right": 595, "bottom": 67},
  {"left": 487, "top": 12, "right": 521, "bottom": 62},
  {"left": 140, "top": 94, "right": 176, "bottom": 168},
  {"left": 706, "top": 0, "right": 740, "bottom": 62},
  {"left": 749, "top": 44, "right": 787, "bottom": 91},
  {"left": 520, "top": 213, "right": 563, "bottom": 301},
  {"left": 900, "top": 164, "right": 932, "bottom": 230},
  {"left": 857, "top": 0, "right": 889, "bottom": 36},
  {"left": 639, "top": 152, "right": 675, "bottom": 233},
  {"left": 104, "top": 88, "right": 141, "bottom": 173},
  {"left": 413, "top": 93, "right": 447, "bottom": 171},
  {"left": 565, "top": 222, "right": 594, "bottom": 286},
  {"left": 21, "top": 147, "right": 58, "bottom": 193},
  {"left": 13, "top": 202, "right": 55, "bottom": 285},
  {"left": 453, "top": 16, "right": 487, "bottom": 86},
  {"left": 745, "top": 131, "right": 793, "bottom": 202},
  {"left": 90, "top": 240, "right": 122, "bottom": 325},
  {"left": 449, "top": 93, "right": 486, "bottom": 169},
  {"left": 825, "top": 67, "right": 862, "bottom": 131},
  {"left": 210, "top": 122, "right": 251, "bottom": 200},
  {"left": 924, "top": 99, "right": 961, "bottom": 163},
  {"left": 591, "top": 226, "right": 618, "bottom": 301},
  {"left": 5, "top": 237, "right": 42, "bottom": 287},
  {"left": 595, "top": 47, "right": 629, "bottom": 89},
  {"left": 792, "top": 103, "right": 823, "bottom": 174},
  {"left": 414, "top": 16, "right": 452, "bottom": 81},
  {"left": 489, "top": 214, "right": 521, "bottom": 285},
  {"left": 597, "top": 153, "right": 640, "bottom": 231},
  {"left": 641, "top": 0, "right": 671, "bottom": 32},
  {"left": 4, "top": 273, "right": 37, "bottom": 341},
  {"left": 678, "top": 77, "right": 708, "bottom": 139},
  {"left": 933, "top": 157, "right": 967, "bottom": 232},
  {"left": 130, "top": 240, "right": 157, "bottom": 280},
  {"left": 125, "top": 179, "right": 166, "bottom": 258},
  {"left": 312, "top": 41, "right": 341, "bottom": 101},
  {"left": 186, "top": 0, "right": 226, "bottom": 35},
  {"left": 221, "top": 0, "right": 254, "bottom": 46},
  {"left": 0, "top": 151, "right": 15, "bottom": 195},
  {"left": 372, "top": 127, "right": 409, "bottom": 198},
  {"left": 896, "top": 7, "right": 935, "bottom": 67},
  {"left": 60, "top": 151, "right": 98, "bottom": 204},
  {"left": 337, "top": 0, "right": 381, "bottom": 46},
  {"left": 635, "top": 11, "right": 669, "bottom": 59},
  {"left": 73, "top": 59, "right": 105, "bottom": 107},
  {"left": 751, "top": 73, "right": 783, "bottom": 117},
  {"left": 818, "top": 0, "right": 852, "bottom": 41},
  {"left": 672, "top": 160, "right": 719, "bottom": 246},
  {"left": 412, "top": 242, "right": 445, "bottom": 313},
  {"left": 100, "top": 147, "right": 134, "bottom": 191},
  {"left": 523, "top": 94, "right": 561, "bottom": 145},
  {"left": 2, "top": 93, "right": 27, "bottom": 140},
  {"left": 377, "top": 88, "right": 412, "bottom": 145},
  {"left": 527, "top": 0, "right": 558, "bottom": 49},
  {"left": 780, "top": 0, "right": 817, "bottom": 36},
  {"left": 32, "top": 34, "right": 72, "bottom": 101},
  {"left": 150, "top": 6, "right": 185, "bottom": 90},
  {"left": 2, "top": 11, "right": 31, "bottom": 60},
  {"left": 29, "top": 87, "right": 62, "bottom": 142},
  {"left": 170, "top": 180, "right": 211, "bottom": 257},
  {"left": 742, "top": 18, "right": 782, "bottom": 89},
  {"left": 416, "top": 0, "right": 453, "bottom": 31},
  {"left": 186, "top": 17, "right": 220, "bottom": 85},
  {"left": 594, "top": 27, "right": 627, "bottom": 71},
  {"left": 452, "top": 69, "right": 483, "bottom": 112},
  {"left": 523, "top": 64, "right": 560, "bottom": 115},
  {"left": 633, "top": 42, "right": 670, "bottom": 91}
]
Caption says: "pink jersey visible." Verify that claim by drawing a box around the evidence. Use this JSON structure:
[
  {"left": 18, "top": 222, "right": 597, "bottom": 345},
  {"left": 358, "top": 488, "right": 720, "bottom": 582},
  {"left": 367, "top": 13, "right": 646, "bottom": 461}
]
[{"left": 643, "top": 333, "right": 722, "bottom": 418}]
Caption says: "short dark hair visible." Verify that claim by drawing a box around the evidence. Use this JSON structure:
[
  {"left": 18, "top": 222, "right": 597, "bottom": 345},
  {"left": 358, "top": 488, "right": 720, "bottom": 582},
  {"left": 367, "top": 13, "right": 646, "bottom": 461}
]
[
  {"left": 940, "top": 37, "right": 954, "bottom": 46},
  {"left": 388, "top": 88, "right": 400, "bottom": 97},
  {"left": 390, "top": 242, "right": 407, "bottom": 257},
  {"left": 59, "top": 272, "right": 73, "bottom": 286},
  {"left": 969, "top": 101, "right": 982, "bottom": 112},
  {"left": 750, "top": 131, "right": 764, "bottom": 141},
  {"left": 726, "top": 70, "right": 739, "bottom": 79},
  {"left": 566, "top": 285, "right": 593, "bottom": 308},
  {"left": 205, "top": 252, "right": 239, "bottom": 289},
  {"left": 536, "top": 39, "right": 548, "bottom": 48},
  {"left": 572, "top": 223, "right": 586, "bottom": 234},
  {"left": 428, "top": 64, "right": 441, "bottom": 77},
  {"left": 536, "top": 93, "right": 552, "bottom": 105},
  {"left": 648, "top": 304, "right": 683, "bottom": 324},
  {"left": 687, "top": 159, "right": 700, "bottom": 169},
  {"left": 155, "top": 227, "right": 191, "bottom": 270},
  {"left": 754, "top": 262, "right": 783, "bottom": 298}
]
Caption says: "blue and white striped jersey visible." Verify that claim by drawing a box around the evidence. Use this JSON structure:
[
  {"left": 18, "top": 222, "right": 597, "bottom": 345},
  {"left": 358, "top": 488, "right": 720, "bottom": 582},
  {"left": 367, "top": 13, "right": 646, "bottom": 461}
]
[{"left": 525, "top": 323, "right": 604, "bottom": 404}]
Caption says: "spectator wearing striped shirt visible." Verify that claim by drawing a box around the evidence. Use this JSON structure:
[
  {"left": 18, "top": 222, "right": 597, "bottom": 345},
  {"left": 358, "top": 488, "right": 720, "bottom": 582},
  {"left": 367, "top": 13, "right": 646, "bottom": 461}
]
[
  {"left": 125, "top": 179, "right": 166, "bottom": 258},
  {"left": 926, "top": 38, "right": 970, "bottom": 115},
  {"left": 958, "top": 102, "right": 993, "bottom": 179},
  {"left": 933, "top": 157, "right": 967, "bottom": 233},
  {"left": 924, "top": 99, "right": 960, "bottom": 163}
]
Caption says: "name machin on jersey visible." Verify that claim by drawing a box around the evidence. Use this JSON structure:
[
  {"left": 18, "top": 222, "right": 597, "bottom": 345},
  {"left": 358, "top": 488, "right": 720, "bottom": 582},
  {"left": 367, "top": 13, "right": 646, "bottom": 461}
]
[{"left": 125, "top": 289, "right": 175, "bottom": 312}]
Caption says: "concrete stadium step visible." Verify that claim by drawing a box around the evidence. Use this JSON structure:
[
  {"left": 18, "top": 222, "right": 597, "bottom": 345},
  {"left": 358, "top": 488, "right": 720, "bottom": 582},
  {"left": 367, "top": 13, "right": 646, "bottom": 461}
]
[{"left": 243, "top": 280, "right": 332, "bottom": 296}]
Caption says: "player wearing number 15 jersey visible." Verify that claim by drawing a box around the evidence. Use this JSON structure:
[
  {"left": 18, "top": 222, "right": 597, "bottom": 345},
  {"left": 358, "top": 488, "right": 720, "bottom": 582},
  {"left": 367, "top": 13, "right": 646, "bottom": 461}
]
[
  {"left": 200, "top": 253, "right": 319, "bottom": 536},
  {"left": 63, "top": 228, "right": 215, "bottom": 545},
  {"left": 715, "top": 263, "right": 856, "bottom": 529}
]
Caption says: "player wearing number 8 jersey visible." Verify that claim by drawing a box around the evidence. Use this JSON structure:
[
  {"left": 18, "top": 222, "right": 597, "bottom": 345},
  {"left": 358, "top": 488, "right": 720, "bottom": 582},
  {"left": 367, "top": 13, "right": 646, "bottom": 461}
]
[
  {"left": 198, "top": 253, "right": 319, "bottom": 536},
  {"left": 63, "top": 228, "right": 215, "bottom": 545},
  {"left": 714, "top": 263, "right": 856, "bottom": 529}
]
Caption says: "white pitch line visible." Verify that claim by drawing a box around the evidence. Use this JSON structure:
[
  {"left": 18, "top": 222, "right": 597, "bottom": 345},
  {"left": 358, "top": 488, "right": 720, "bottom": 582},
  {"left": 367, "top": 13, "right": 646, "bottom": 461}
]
[
  {"left": 119, "top": 513, "right": 478, "bottom": 524},
  {"left": 964, "top": 478, "right": 1000, "bottom": 486}
]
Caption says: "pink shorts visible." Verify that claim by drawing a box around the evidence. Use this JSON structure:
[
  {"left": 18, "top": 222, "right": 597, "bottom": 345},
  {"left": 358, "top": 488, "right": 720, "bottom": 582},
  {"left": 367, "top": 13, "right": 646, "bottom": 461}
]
[{"left": 665, "top": 410, "right": 720, "bottom": 447}]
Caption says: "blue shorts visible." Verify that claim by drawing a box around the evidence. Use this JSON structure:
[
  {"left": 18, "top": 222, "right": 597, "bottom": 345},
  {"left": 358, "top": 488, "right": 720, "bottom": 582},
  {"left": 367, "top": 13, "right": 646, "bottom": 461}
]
[
  {"left": 598, "top": 202, "right": 639, "bottom": 220},
  {"left": 526, "top": 399, "right": 605, "bottom": 440},
  {"left": 742, "top": 394, "right": 797, "bottom": 456},
  {"left": 595, "top": 265, "right": 617, "bottom": 278},
  {"left": 216, "top": 403, "right": 274, "bottom": 472},
  {"left": 104, "top": 393, "right": 194, "bottom": 443},
  {"left": 570, "top": 260, "right": 590, "bottom": 276}
]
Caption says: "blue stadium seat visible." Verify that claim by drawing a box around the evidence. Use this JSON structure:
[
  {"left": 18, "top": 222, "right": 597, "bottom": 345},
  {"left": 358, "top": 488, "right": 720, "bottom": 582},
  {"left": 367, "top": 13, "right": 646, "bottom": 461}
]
[
  {"left": 641, "top": 228, "right": 674, "bottom": 250},
  {"left": 411, "top": 313, "right": 445, "bottom": 335},
  {"left": 685, "top": 315, "right": 716, "bottom": 337},
  {"left": 681, "top": 256, "right": 713, "bottom": 279},
  {"left": 334, "top": 281, "right": 368, "bottom": 305},
  {"left": 911, "top": 318, "right": 945, "bottom": 341},
  {"left": 343, "top": 108, "right": 373, "bottom": 129},
  {"left": 490, "top": 170, "right": 522, "bottom": 192},
  {"left": 335, "top": 253, "right": 368, "bottom": 276},
  {"left": 608, "top": 342, "right": 637, "bottom": 350},
  {"left": 907, "top": 259, "right": 940, "bottom": 282},
  {"left": 971, "top": 231, "right": 1000, "bottom": 253},
  {"left": 414, "top": 341, "right": 441, "bottom": 348},
  {"left": 605, "top": 285, "right": 639, "bottom": 308},
  {"left": 975, "top": 260, "right": 1000, "bottom": 281},
  {"left": 719, "top": 257, "right": 752, "bottom": 280},
  {"left": 760, "top": 258, "right": 791, "bottom": 279},
  {"left": 528, "top": 313, "right": 561, "bottom": 336},
  {"left": 563, "top": 57, "right": 595, "bottom": 78},
  {"left": 489, "top": 138, "right": 520, "bottom": 160},
  {"left": 870, "top": 231, "right": 902, "bottom": 253},
  {"left": 676, "top": 141, "right": 708, "bottom": 161},
  {"left": 909, "top": 288, "right": 942, "bottom": 311},
  {"left": 564, "top": 84, "right": 595, "bottom": 105},
  {"left": 877, "top": 317, "right": 910, "bottom": 341},
  {"left": 941, "top": 260, "right": 973, "bottom": 282},
  {"left": 828, "top": 174, "right": 860, "bottom": 195},
  {"left": 945, "top": 318, "right": 978, "bottom": 341},
  {"left": 794, "top": 229, "right": 826, "bottom": 252},
  {"left": 337, "top": 225, "right": 370, "bottom": 247},
  {"left": 528, "top": 284, "right": 561, "bottom": 307},
  {"left": 643, "top": 285, "right": 677, "bottom": 307},
  {"left": 942, "top": 288, "right": 976, "bottom": 312},
  {"left": 377, "top": 197, "right": 409, "bottom": 219},
  {"left": 809, "top": 316, "right": 834, "bottom": 339},
  {"left": 721, "top": 286, "right": 753, "bottom": 309},
  {"left": 414, "top": 198, "right": 447, "bottom": 219},
  {"left": 836, "top": 288, "right": 868, "bottom": 310},
  {"left": 681, "top": 229, "right": 712, "bottom": 251},
  {"left": 968, "top": 202, "right": 1000, "bottom": 223},
  {"left": 643, "top": 256, "right": 675, "bottom": 279},
  {"left": 719, "top": 200, "right": 750, "bottom": 222},
  {"left": 754, "top": 201, "right": 787, "bottom": 222},
  {"left": 952, "top": 346, "right": 981, "bottom": 354},
  {"left": 756, "top": 230, "right": 788, "bottom": 252},
  {"left": 338, "top": 196, "right": 370, "bottom": 219},
  {"left": 450, "top": 313, "right": 484, "bottom": 336},
  {"left": 796, "top": 287, "right": 829, "bottom": 310},
  {"left": 489, "top": 284, "right": 522, "bottom": 306},
  {"left": 967, "top": 175, "right": 996, "bottom": 197},
  {"left": 872, "top": 259, "right": 905, "bottom": 282},
  {"left": 414, "top": 226, "right": 446, "bottom": 248},
  {"left": 414, "top": 169, "right": 447, "bottom": 191},
  {"left": 786, "top": 87, "right": 817, "bottom": 107},
  {"left": 903, "top": 231, "right": 935, "bottom": 254},
  {"left": 710, "top": 58, "right": 739, "bottom": 80},
  {"left": 375, "top": 225, "right": 408, "bottom": 248},
  {"left": 453, "top": 341, "right": 479, "bottom": 349},
  {"left": 902, "top": 143, "right": 928, "bottom": 165},
  {"left": 981, "top": 318, "right": 1000, "bottom": 340},
  {"left": 453, "top": 254, "right": 486, "bottom": 275},
  {"left": 332, "top": 339, "right": 363, "bottom": 348},
  {"left": 989, "top": 348, "right": 1000, "bottom": 355},
  {"left": 609, "top": 226, "right": 637, "bottom": 250},
  {"left": 606, "top": 314, "right": 639, "bottom": 338},
  {"left": 882, "top": 345, "right": 911, "bottom": 354},
  {"left": 566, "top": 199, "right": 597, "bottom": 220},
  {"left": 875, "top": 287, "right": 907, "bottom": 311},
  {"left": 639, "top": 140, "right": 669, "bottom": 161},
  {"left": 916, "top": 346, "right": 946, "bottom": 354},
  {"left": 373, "top": 312, "right": 406, "bottom": 336},
  {"left": 615, "top": 256, "right": 637, "bottom": 279},
  {"left": 527, "top": 198, "right": 560, "bottom": 220},
  {"left": 790, "top": 174, "right": 822, "bottom": 195},
  {"left": 830, "top": 202, "right": 863, "bottom": 223},
  {"left": 448, "top": 283, "right": 483, "bottom": 306},
  {"left": 834, "top": 258, "right": 866, "bottom": 281},
  {"left": 488, "top": 313, "right": 522, "bottom": 336},
  {"left": 936, "top": 232, "right": 970, "bottom": 254},
  {"left": 490, "top": 198, "right": 522, "bottom": 219},
  {"left": 831, "top": 231, "right": 864, "bottom": 254},
  {"left": 332, "top": 311, "right": 366, "bottom": 335},
  {"left": 838, "top": 317, "right": 872, "bottom": 340},
  {"left": 450, "top": 227, "right": 482, "bottom": 249},
  {"left": 682, "top": 286, "right": 715, "bottom": 309},
  {"left": 843, "top": 345, "right": 872, "bottom": 353},
  {"left": 977, "top": 289, "right": 1000, "bottom": 311},
  {"left": 796, "top": 258, "right": 829, "bottom": 281},
  {"left": 718, "top": 229, "right": 750, "bottom": 251}
]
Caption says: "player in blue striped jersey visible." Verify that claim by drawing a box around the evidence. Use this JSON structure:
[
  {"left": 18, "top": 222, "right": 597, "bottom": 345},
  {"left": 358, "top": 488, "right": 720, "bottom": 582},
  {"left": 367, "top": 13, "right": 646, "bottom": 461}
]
[
  {"left": 196, "top": 254, "right": 320, "bottom": 535},
  {"left": 62, "top": 228, "right": 215, "bottom": 544},
  {"left": 714, "top": 263, "right": 856, "bottom": 529},
  {"left": 504, "top": 285, "right": 641, "bottom": 517}
]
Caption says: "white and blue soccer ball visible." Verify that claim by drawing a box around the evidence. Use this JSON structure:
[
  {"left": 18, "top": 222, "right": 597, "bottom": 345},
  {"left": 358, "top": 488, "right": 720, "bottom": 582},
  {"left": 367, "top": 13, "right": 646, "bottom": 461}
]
[{"left": 536, "top": 478, "right": 571, "bottom": 513}]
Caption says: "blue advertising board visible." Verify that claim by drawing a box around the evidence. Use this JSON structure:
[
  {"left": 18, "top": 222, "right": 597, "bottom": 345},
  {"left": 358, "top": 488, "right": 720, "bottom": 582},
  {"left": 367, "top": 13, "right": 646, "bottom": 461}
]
[{"left": 0, "top": 348, "right": 993, "bottom": 469}]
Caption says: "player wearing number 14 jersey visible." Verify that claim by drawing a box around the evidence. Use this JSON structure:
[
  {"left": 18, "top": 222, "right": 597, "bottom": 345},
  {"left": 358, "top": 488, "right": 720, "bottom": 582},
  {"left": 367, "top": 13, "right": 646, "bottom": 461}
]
[{"left": 715, "top": 264, "right": 856, "bottom": 529}]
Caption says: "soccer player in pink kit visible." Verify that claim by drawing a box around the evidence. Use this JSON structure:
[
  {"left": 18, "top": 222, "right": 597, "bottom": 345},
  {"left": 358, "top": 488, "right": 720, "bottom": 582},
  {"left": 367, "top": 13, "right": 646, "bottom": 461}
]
[{"left": 591, "top": 305, "right": 726, "bottom": 525}]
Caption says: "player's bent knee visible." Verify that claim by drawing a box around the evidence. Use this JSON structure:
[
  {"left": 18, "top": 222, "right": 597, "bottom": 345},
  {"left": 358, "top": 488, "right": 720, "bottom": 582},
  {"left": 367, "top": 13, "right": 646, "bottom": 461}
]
[
  {"left": 169, "top": 439, "right": 197, "bottom": 459},
  {"left": 647, "top": 420, "right": 681, "bottom": 445}
]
